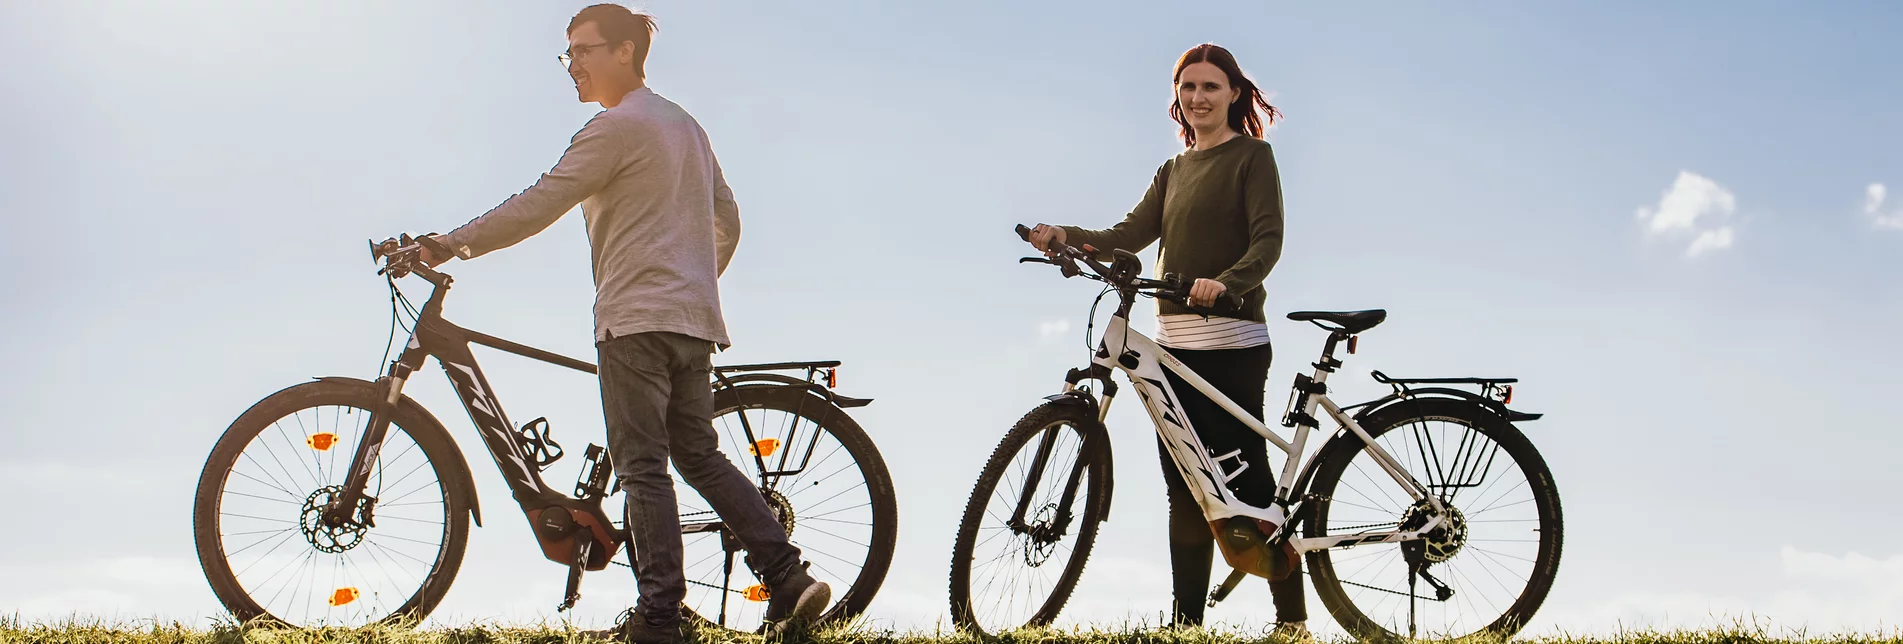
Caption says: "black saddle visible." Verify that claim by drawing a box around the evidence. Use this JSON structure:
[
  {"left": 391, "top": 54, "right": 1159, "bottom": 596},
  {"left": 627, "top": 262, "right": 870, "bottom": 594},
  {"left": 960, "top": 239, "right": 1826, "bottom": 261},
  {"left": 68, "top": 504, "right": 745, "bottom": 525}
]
[{"left": 1286, "top": 309, "right": 1387, "bottom": 334}]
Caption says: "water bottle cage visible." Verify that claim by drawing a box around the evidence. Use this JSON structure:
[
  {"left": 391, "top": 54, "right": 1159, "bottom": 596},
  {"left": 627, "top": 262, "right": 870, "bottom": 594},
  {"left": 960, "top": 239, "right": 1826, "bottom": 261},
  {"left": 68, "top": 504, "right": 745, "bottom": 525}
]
[{"left": 517, "top": 417, "right": 564, "bottom": 471}]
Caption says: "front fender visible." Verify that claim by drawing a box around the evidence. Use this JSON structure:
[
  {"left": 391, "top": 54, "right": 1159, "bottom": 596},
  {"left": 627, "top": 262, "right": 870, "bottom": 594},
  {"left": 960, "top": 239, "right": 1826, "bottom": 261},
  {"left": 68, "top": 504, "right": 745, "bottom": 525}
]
[
  {"left": 1041, "top": 391, "right": 1115, "bottom": 522},
  {"left": 316, "top": 376, "right": 484, "bottom": 527}
]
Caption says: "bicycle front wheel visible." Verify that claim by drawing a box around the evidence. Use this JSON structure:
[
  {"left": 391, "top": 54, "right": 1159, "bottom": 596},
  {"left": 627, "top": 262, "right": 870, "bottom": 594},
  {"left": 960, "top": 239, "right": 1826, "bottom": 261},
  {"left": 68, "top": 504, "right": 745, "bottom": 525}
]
[
  {"left": 949, "top": 400, "right": 1108, "bottom": 637},
  {"left": 192, "top": 379, "right": 471, "bottom": 628},
  {"left": 1303, "top": 397, "right": 1562, "bottom": 642}
]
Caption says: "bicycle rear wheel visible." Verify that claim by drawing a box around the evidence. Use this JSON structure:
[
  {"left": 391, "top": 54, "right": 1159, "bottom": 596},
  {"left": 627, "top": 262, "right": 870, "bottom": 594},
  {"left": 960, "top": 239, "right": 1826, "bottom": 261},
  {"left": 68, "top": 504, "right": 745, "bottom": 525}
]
[
  {"left": 192, "top": 379, "right": 471, "bottom": 627},
  {"left": 948, "top": 401, "right": 1108, "bottom": 637},
  {"left": 618, "top": 384, "right": 897, "bottom": 634},
  {"left": 1303, "top": 397, "right": 1562, "bottom": 642}
]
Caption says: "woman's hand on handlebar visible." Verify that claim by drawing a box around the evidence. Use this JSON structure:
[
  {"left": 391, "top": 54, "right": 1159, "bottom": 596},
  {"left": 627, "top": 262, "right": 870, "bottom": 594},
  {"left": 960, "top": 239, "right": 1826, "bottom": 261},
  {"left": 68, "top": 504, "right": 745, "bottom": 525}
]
[
  {"left": 1188, "top": 278, "right": 1228, "bottom": 308},
  {"left": 1027, "top": 223, "right": 1067, "bottom": 257}
]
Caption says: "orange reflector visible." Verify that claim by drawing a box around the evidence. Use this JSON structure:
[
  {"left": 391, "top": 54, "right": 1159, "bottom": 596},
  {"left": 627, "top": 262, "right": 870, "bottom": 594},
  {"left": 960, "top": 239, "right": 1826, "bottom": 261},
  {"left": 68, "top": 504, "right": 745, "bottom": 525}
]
[
  {"left": 1503, "top": 386, "right": 1514, "bottom": 405},
  {"left": 827, "top": 368, "right": 838, "bottom": 389},
  {"left": 307, "top": 433, "right": 338, "bottom": 451},
  {"left": 1347, "top": 336, "right": 1359, "bottom": 354},
  {"left": 743, "top": 584, "right": 770, "bottom": 602},
  {"left": 749, "top": 438, "right": 781, "bottom": 458},
  {"left": 327, "top": 587, "right": 359, "bottom": 606}
]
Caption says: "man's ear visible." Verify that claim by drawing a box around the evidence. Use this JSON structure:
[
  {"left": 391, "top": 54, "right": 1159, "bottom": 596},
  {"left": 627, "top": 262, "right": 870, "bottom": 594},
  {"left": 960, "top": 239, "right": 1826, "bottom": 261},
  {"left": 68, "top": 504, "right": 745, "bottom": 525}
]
[{"left": 617, "top": 40, "right": 636, "bottom": 67}]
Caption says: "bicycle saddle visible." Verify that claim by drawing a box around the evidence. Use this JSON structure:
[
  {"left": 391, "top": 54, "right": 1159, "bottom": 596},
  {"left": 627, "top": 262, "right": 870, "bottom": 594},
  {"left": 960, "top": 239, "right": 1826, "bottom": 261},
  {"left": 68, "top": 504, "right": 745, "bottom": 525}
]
[{"left": 1286, "top": 309, "right": 1388, "bottom": 334}]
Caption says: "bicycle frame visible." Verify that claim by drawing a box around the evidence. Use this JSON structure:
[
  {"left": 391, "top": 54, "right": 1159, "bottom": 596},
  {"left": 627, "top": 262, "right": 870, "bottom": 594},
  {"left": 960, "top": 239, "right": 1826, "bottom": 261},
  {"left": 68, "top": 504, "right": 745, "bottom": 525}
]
[
  {"left": 322, "top": 267, "right": 847, "bottom": 563},
  {"left": 1074, "top": 311, "right": 1448, "bottom": 555}
]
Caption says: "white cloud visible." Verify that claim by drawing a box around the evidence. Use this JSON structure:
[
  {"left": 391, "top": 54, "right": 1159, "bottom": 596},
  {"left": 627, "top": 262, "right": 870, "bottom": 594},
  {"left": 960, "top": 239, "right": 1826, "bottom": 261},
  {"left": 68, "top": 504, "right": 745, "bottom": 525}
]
[
  {"left": 1037, "top": 319, "right": 1071, "bottom": 341},
  {"left": 1636, "top": 171, "right": 1738, "bottom": 257},
  {"left": 1864, "top": 182, "right": 1903, "bottom": 229},
  {"left": 1638, "top": 171, "right": 1736, "bottom": 233},
  {"left": 1686, "top": 226, "right": 1735, "bottom": 257}
]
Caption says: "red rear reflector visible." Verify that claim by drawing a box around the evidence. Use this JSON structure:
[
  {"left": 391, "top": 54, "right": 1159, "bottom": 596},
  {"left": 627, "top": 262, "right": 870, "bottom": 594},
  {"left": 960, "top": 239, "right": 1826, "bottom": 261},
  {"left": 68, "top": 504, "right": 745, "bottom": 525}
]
[{"left": 1503, "top": 386, "right": 1514, "bottom": 404}]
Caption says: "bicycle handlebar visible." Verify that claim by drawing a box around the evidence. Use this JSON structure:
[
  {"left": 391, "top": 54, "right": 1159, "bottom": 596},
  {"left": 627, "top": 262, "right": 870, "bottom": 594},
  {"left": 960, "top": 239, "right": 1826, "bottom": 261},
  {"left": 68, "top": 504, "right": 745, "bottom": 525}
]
[
  {"left": 1014, "top": 224, "right": 1242, "bottom": 314},
  {"left": 370, "top": 233, "right": 451, "bottom": 285}
]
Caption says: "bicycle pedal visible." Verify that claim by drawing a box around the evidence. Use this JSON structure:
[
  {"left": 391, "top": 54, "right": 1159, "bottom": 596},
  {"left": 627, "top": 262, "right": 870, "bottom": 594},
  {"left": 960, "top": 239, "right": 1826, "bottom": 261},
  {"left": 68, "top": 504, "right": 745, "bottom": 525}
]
[
  {"left": 574, "top": 444, "right": 614, "bottom": 499},
  {"left": 1206, "top": 568, "right": 1248, "bottom": 607}
]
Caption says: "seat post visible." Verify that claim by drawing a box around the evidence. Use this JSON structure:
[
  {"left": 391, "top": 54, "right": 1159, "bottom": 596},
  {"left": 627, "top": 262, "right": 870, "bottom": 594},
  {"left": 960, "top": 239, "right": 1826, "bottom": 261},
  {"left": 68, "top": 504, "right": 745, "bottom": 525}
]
[{"left": 1316, "top": 331, "right": 1346, "bottom": 374}]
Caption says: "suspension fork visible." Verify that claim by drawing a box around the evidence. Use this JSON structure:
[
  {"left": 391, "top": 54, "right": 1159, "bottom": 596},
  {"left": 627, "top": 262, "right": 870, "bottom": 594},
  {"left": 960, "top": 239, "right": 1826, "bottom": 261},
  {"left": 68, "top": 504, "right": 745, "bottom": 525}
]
[
  {"left": 1008, "top": 368, "right": 1116, "bottom": 534},
  {"left": 322, "top": 342, "right": 427, "bottom": 527}
]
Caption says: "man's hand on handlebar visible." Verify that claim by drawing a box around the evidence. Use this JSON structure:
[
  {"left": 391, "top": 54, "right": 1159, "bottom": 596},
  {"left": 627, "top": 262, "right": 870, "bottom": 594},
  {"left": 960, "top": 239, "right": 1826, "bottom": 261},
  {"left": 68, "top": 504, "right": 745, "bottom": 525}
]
[{"left": 417, "top": 236, "right": 450, "bottom": 267}]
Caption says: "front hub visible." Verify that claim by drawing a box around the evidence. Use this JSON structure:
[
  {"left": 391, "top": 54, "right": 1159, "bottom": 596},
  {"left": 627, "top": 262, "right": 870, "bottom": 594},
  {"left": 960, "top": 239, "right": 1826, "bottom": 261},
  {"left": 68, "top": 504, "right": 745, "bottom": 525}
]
[
  {"left": 1021, "top": 504, "right": 1062, "bottom": 567},
  {"left": 300, "top": 486, "right": 372, "bottom": 553}
]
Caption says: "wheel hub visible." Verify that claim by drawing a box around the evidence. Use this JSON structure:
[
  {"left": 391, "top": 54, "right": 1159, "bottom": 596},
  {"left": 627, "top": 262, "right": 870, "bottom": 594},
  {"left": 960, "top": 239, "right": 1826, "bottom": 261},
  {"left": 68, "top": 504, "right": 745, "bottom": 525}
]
[
  {"left": 1400, "top": 501, "right": 1468, "bottom": 564},
  {"left": 300, "top": 486, "right": 371, "bottom": 553},
  {"left": 1021, "top": 504, "right": 1061, "bottom": 567}
]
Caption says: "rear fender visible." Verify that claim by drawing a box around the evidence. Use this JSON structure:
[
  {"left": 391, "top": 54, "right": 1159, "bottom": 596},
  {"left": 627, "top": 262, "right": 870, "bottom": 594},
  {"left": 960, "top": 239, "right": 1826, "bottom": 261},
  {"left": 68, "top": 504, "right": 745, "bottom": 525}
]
[{"left": 717, "top": 373, "right": 874, "bottom": 409}]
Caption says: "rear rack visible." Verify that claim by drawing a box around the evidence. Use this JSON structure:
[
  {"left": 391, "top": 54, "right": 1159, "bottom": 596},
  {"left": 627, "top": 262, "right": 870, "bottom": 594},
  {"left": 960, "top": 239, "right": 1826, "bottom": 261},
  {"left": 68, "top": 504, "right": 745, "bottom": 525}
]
[
  {"left": 714, "top": 360, "right": 841, "bottom": 373},
  {"left": 1367, "top": 370, "right": 1540, "bottom": 421},
  {"left": 1370, "top": 370, "right": 1516, "bottom": 385}
]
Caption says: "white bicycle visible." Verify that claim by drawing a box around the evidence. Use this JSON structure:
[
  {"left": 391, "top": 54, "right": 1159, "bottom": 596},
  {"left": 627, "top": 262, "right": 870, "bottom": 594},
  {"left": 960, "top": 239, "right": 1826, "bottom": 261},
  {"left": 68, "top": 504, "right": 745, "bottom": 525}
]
[{"left": 947, "top": 225, "right": 1562, "bottom": 642}]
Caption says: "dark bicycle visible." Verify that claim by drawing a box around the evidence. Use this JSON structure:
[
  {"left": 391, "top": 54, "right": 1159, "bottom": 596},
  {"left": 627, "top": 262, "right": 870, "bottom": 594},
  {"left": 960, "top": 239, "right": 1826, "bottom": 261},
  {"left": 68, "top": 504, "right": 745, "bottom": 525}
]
[{"left": 192, "top": 235, "right": 898, "bottom": 632}]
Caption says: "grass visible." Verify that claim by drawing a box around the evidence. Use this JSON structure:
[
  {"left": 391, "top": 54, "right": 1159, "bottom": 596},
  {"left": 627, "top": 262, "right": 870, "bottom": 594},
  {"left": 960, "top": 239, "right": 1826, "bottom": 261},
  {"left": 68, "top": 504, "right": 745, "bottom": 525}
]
[{"left": 4, "top": 616, "right": 1901, "bottom": 644}]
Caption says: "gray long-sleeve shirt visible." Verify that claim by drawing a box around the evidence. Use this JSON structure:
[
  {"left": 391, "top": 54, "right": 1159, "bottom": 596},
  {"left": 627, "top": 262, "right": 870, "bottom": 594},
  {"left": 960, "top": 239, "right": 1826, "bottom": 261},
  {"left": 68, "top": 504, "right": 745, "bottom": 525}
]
[{"left": 438, "top": 87, "right": 740, "bottom": 348}]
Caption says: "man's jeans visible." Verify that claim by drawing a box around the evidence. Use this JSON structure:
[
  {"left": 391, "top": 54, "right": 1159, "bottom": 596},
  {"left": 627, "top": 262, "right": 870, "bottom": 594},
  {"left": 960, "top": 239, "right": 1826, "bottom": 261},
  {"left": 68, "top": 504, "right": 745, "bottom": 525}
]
[{"left": 598, "top": 331, "right": 802, "bottom": 623}]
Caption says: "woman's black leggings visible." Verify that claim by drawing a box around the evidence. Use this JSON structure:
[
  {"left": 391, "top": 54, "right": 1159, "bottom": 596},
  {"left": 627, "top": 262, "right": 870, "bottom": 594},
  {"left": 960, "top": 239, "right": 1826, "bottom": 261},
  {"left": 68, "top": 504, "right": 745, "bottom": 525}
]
[{"left": 1157, "top": 342, "right": 1306, "bottom": 625}]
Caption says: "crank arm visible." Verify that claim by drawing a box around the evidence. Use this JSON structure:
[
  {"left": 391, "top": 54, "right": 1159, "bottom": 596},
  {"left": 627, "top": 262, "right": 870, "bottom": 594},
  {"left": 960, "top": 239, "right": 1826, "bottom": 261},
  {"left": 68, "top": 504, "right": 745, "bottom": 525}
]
[{"left": 558, "top": 540, "right": 593, "bottom": 611}]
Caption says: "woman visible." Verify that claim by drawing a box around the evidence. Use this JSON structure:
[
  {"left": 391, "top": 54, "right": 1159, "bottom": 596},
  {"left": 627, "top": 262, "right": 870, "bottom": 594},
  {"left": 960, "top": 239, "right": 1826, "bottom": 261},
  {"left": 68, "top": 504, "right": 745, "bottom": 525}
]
[{"left": 1025, "top": 43, "right": 1305, "bottom": 639}]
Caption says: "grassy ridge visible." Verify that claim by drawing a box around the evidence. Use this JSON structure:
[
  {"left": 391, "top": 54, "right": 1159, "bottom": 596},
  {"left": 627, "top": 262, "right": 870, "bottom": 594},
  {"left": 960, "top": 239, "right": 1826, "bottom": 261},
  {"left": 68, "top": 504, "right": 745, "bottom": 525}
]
[{"left": 4, "top": 618, "right": 1901, "bottom": 644}]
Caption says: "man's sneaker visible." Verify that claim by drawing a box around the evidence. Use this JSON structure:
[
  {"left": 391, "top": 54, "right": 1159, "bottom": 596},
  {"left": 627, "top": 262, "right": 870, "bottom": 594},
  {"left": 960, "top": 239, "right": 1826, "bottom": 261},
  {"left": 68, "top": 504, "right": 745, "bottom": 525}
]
[
  {"left": 762, "top": 564, "right": 831, "bottom": 636},
  {"left": 585, "top": 608, "right": 684, "bottom": 644},
  {"left": 1270, "top": 621, "right": 1314, "bottom": 644}
]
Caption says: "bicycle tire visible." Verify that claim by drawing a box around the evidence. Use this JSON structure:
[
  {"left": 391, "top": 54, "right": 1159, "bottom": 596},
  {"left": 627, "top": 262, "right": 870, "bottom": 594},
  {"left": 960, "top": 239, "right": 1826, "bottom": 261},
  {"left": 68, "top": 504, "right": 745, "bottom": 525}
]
[
  {"left": 948, "top": 401, "right": 1109, "bottom": 637},
  {"left": 1303, "top": 397, "right": 1562, "bottom": 642},
  {"left": 192, "top": 379, "right": 472, "bottom": 627}
]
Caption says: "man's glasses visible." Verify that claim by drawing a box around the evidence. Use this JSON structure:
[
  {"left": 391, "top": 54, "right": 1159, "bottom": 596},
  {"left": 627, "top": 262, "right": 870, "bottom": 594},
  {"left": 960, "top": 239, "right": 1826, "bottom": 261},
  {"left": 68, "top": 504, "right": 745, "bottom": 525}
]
[{"left": 558, "top": 42, "right": 614, "bottom": 70}]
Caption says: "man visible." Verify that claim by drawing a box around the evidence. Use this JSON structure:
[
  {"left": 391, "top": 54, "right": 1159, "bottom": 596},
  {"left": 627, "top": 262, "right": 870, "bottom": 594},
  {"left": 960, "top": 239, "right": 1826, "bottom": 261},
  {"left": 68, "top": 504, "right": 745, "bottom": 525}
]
[{"left": 420, "top": 5, "right": 829, "bottom": 642}]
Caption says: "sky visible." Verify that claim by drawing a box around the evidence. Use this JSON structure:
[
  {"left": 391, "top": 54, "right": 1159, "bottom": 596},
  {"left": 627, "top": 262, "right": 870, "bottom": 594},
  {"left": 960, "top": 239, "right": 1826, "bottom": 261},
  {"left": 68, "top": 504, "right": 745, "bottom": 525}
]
[{"left": 2, "top": 0, "right": 1901, "bottom": 636}]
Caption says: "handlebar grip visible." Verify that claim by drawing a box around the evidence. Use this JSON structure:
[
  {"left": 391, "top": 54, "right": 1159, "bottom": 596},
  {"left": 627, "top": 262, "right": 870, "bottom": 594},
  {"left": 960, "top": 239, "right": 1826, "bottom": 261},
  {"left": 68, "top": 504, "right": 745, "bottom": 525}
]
[{"left": 1015, "top": 224, "right": 1033, "bottom": 241}]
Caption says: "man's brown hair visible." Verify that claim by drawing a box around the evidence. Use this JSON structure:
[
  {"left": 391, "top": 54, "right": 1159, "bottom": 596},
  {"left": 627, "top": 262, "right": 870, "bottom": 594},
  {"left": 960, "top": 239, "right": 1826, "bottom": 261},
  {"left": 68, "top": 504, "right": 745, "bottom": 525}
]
[{"left": 568, "top": 4, "right": 658, "bottom": 78}]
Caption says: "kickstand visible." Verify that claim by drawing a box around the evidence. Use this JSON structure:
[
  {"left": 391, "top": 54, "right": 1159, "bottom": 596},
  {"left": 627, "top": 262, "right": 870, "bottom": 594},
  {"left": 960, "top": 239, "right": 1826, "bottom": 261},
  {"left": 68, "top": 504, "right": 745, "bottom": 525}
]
[
  {"left": 1206, "top": 568, "right": 1247, "bottom": 607},
  {"left": 558, "top": 539, "right": 593, "bottom": 612}
]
